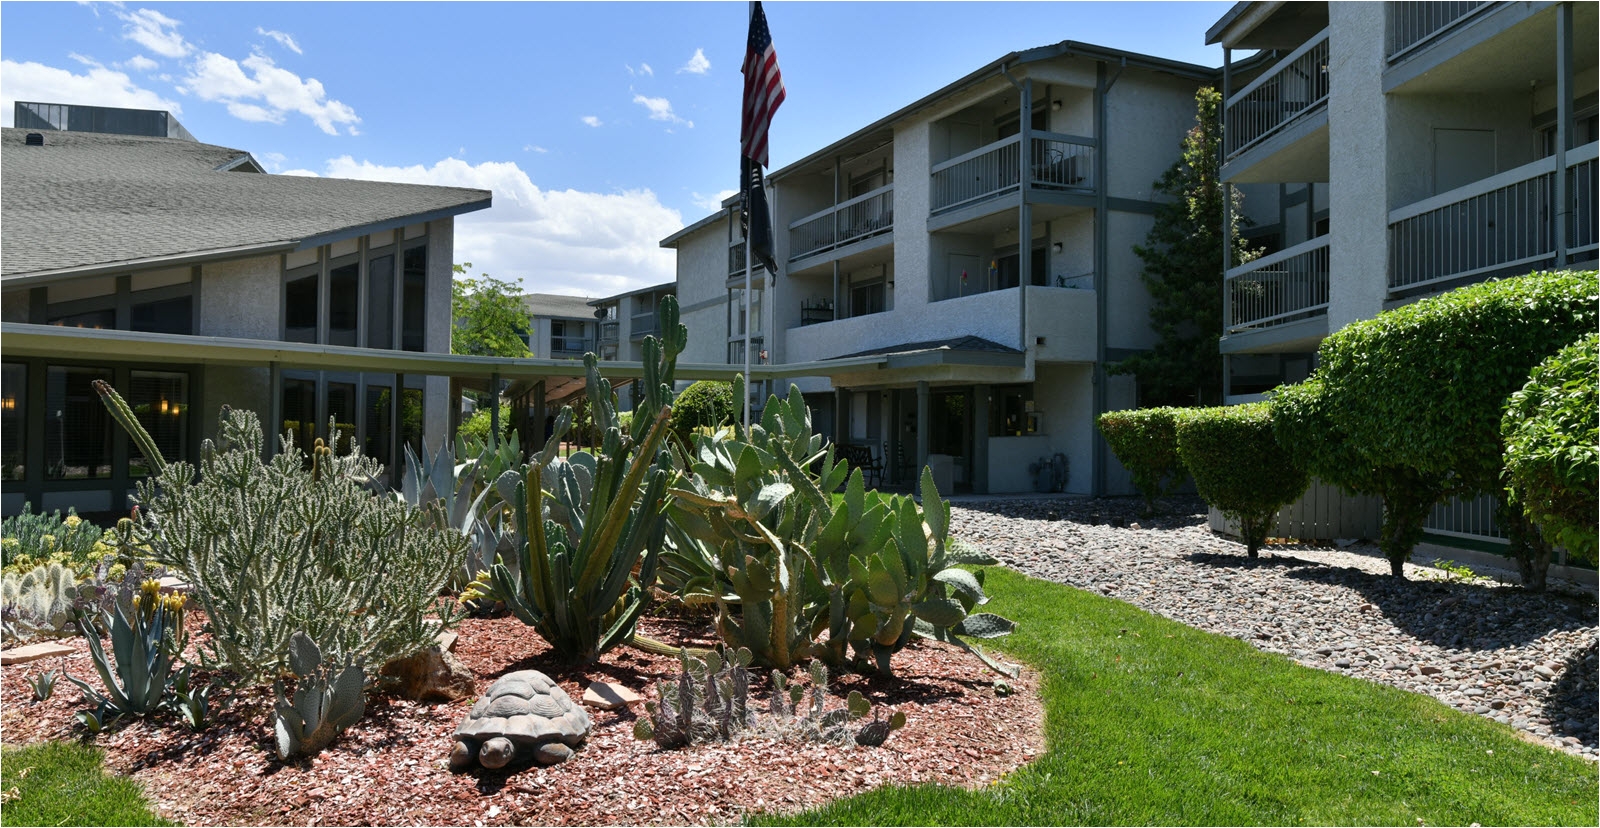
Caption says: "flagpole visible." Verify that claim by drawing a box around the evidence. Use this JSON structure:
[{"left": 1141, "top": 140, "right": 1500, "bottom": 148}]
[{"left": 742, "top": 0, "right": 756, "bottom": 435}]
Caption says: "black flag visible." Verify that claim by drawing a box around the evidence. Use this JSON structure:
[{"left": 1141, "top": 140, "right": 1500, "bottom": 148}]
[{"left": 741, "top": 155, "right": 777, "bottom": 273}]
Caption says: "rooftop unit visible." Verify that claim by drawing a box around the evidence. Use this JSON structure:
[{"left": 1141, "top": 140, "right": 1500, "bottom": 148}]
[{"left": 13, "top": 101, "right": 196, "bottom": 141}]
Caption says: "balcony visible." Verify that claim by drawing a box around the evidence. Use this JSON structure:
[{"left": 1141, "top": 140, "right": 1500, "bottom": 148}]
[
  {"left": 630, "top": 311, "right": 659, "bottom": 339},
  {"left": 1388, "top": 142, "right": 1598, "bottom": 295},
  {"left": 1387, "top": 1, "right": 1494, "bottom": 62},
  {"left": 930, "top": 133, "right": 1094, "bottom": 215},
  {"left": 1222, "top": 237, "right": 1330, "bottom": 352},
  {"left": 1222, "top": 28, "right": 1329, "bottom": 181},
  {"left": 550, "top": 336, "right": 592, "bottom": 358},
  {"left": 598, "top": 320, "right": 619, "bottom": 347},
  {"left": 788, "top": 184, "right": 894, "bottom": 261}
]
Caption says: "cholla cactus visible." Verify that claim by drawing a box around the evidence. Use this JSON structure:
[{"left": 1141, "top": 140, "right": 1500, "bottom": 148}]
[{"left": 0, "top": 562, "right": 80, "bottom": 644}]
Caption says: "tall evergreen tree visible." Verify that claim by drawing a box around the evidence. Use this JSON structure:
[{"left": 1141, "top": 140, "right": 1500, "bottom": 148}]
[{"left": 1111, "top": 87, "right": 1256, "bottom": 407}]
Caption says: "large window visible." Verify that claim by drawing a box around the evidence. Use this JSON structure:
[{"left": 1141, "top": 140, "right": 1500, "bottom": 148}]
[
  {"left": 281, "top": 377, "right": 317, "bottom": 454},
  {"left": 285, "top": 270, "right": 319, "bottom": 343},
  {"left": 367, "top": 253, "right": 395, "bottom": 349},
  {"left": 401, "top": 246, "right": 428, "bottom": 352},
  {"left": 850, "top": 280, "right": 886, "bottom": 317},
  {"left": 328, "top": 382, "right": 357, "bottom": 454},
  {"left": 989, "top": 385, "right": 1038, "bottom": 437},
  {"left": 399, "top": 388, "right": 424, "bottom": 458},
  {"left": 365, "top": 384, "right": 393, "bottom": 467},
  {"left": 2, "top": 364, "right": 23, "bottom": 482},
  {"left": 45, "top": 366, "right": 114, "bottom": 480},
  {"left": 128, "top": 371, "right": 188, "bottom": 477},
  {"left": 328, "top": 260, "right": 360, "bottom": 347},
  {"left": 48, "top": 309, "right": 116, "bottom": 330},
  {"left": 130, "top": 296, "right": 193, "bottom": 335}
]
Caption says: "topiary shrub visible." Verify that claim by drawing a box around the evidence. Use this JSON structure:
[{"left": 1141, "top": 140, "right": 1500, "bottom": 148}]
[
  {"left": 1097, "top": 407, "right": 1186, "bottom": 515},
  {"left": 669, "top": 380, "right": 735, "bottom": 444},
  {"left": 1272, "top": 270, "right": 1598, "bottom": 585},
  {"left": 1174, "top": 403, "right": 1308, "bottom": 558},
  {"left": 456, "top": 402, "right": 511, "bottom": 445},
  {"left": 1502, "top": 333, "right": 1598, "bottom": 566}
]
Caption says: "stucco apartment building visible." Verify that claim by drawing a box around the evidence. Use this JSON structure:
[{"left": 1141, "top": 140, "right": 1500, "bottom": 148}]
[
  {"left": 1208, "top": 1, "right": 1598, "bottom": 544},
  {"left": 0, "top": 102, "right": 491, "bottom": 517},
  {"left": 662, "top": 40, "right": 1251, "bottom": 496}
]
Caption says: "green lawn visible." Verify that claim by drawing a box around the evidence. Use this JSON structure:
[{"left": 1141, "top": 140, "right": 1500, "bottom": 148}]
[
  {"left": 754, "top": 566, "right": 1599, "bottom": 826},
  {"left": 0, "top": 741, "right": 173, "bottom": 827}
]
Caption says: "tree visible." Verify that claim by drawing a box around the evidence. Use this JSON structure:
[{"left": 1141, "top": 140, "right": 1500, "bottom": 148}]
[
  {"left": 1111, "top": 87, "right": 1256, "bottom": 407},
  {"left": 1174, "top": 403, "right": 1308, "bottom": 559},
  {"left": 450, "top": 264, "right": 531, "bottom": 358}
]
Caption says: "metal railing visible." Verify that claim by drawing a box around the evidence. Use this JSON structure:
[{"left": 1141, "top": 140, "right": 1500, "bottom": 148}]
[
  {"left": 1387, "top": 1, "right": 1494, "bottom": 61},
  {"left": 788, "top": 184, "right": 894, "bottom": 260},
  {"left": 598, "top": 320, "right": 619, "bottom": 346},
  {"left": 550, "top": 336, "right": 592, "bottom": 357},
  {"left": 728, "top": 243, "right": 745, "bottom": 276},
  {"left": 1224, "top": 29, "right": 1329, "bottom": 161},
  {"left": 1387, "top": 143, "right": 1597, "bottom": 293},
  {"left": 630, "top": 311, "right": 659, "bottom": 338},
  {"left": 1425, "top": 491, "right": 1508, "bottom": 543},
  {"left": 930, "top": 132, "right": 1096, "bottom": 213},
  {"left": 1224, "top": 237, "right": 1330, "bottom": 333}
]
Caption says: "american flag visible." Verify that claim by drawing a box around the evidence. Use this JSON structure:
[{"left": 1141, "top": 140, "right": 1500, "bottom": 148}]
[{"left": 740, "top": 1, "right": 785, "bottom": 168}]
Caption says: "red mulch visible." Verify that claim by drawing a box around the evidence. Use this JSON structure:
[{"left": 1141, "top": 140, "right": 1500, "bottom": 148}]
[{"left": 1, "top": 606, "right": 1044, "bottom": 826}]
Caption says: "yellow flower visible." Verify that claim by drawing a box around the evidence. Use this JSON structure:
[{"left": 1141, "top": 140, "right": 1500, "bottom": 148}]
[
  {"left": 64, "top": 515, "right": 82, "bottom": 528},
  {"left": 40, "top": 535, "right": 56, "bottom": 551}
]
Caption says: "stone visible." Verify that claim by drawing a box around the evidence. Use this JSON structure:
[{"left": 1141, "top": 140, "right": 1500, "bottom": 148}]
[
  {"left": 583, "top": 681, "right": 643, "bottom": 711},
  {"left": 450, "top": 670, "right": 590, "bottom": 772},
  {"left": 156, "top": 576, "right": 191, "bottom": 594},
  {"left": 0, "top": 642, "right": 75, "bottom": 665},
  {"left": 1533, "top": 665, "right": 1557, "bottom": 679},
  {"left": 436, "top": 630, "right": 459, "bottom": 652},
  {"left": 379, "top": 645, "right": 476, "bottom": 703},
  {"left": 1419, "top": 665, "right": 1443, "bottom": 675}
]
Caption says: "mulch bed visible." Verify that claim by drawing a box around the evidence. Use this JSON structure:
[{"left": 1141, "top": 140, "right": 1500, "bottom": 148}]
[{"left": 1, "top": 607, "right": 1044, "bottom": 826}]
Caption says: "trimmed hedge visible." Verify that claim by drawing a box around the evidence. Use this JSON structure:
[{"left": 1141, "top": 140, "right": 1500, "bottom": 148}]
[
  {"left": 1502, "top": 333, "right": 1598, "bottom": 565},
  {"left": 1097, "top": 407, "right": 1185, "bottom": 514},
  {"left": 1273, "top": 270, "right": 1598, "bottom": 583},
  {"left": 1175, "top": 403, "right": 1309, "bottom": 558},
  {"left": 668, "top": 380, "right": 735, "bottom": 443}
]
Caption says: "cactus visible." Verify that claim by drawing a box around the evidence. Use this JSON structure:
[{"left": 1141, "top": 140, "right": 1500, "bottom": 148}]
[
  {"left": 853, "top": 708, "right": 907, "bottom": 747},
  {"left": 65, "top": 584, "right": 182, "bottom": 719},
  {"left": 92, "top": 379, "right": 166, "bottom": 477},
  {"left": 1, "top": 562, "right": 80, "bottom": 644},
  {"left": 273, "top": 631, "right": 366, "bottom": 760},
  {"left": 467, "top": 297, "right": 687, "bottom": 664},
  {"left": 634, "top": 645, "right": 756, "bottom": 749},
  {"left": 170, "top": 666, "right": 217, "bottom": 731},
  {"left": 28, "top": 670, "right": 57, "bottom": 702}
]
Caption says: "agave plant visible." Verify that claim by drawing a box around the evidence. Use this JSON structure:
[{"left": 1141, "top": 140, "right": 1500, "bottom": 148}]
[
  {"left": 465, "top": 296, "right": 687, "bottom": 664},
  {"left": 66, "top": 579, "right": 184, "bottom": 720}
]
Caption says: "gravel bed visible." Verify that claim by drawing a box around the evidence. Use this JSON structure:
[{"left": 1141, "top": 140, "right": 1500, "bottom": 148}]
[{"left": 950, "top": 495, "right": 1598, "bottom": 762}]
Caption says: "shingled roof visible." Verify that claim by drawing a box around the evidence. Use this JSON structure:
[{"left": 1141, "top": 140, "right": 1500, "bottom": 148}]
[
  {"left": 1, "top": 127, "right": 492, "bottom": 282},
  {"left": 522, "top": 293, "right": 602, "bottom": 320}
]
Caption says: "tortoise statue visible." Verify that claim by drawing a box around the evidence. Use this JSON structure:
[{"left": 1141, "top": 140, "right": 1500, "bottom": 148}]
[{"left": 449, "top": 670, "right": 591, "bottom": 771}]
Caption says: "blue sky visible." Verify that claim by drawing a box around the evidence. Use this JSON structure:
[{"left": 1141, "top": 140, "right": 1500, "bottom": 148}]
[{"left": 1, "top": 1, "right": 1234, "bottom": 296}]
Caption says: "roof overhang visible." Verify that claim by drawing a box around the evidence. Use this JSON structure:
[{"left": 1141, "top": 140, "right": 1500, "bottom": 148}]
[
  {"left": 1206, "top": 1, "right": 1328, "bottom": 49},
  {"left": 588, "top": 281, "right": 677, "bottom": 306},
  {"left": 660, "top": 207, "right": 730, "bottom": 249}
]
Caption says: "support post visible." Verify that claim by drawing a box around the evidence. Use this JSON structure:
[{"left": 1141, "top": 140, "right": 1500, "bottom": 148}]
[
  {"left": 1091, "top": 61, "right": 1111, "bottom": 497},
  {"left": 915, "top": 381, "right": 930, "bottom": 493},
  {"left": 489, "top": 371, "right": 501, "bottom": 449},
  {"left": 972, "top": 384, "right": 991, "bottom": 494},
  {"left": 266, "top": 362, "right": 283, "bottom": 462},
  {"left": 1555, "top": 2, "right": 1573, "bottom": 265}
]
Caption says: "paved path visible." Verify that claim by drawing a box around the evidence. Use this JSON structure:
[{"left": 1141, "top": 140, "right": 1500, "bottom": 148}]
[{"left": 951, "top": 496, "right": 1598, "bottom": 761}]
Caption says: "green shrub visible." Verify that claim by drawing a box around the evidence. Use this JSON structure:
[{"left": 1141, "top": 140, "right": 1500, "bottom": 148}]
[
  {"left": 115, "top": 404, "right": 468, "bottom": 682},
  {"left": 456, "top": 402, "right": 512, "bottom": 445},
  {"left": 1175, "top": 403, "right": 1308, "bottom": 558},
  {"left": 669, "top": 380, "right": 735, "bottom": 444},
  {"left": 2, "top": 506, "right": 109, "bottom": 576},
  {"left": 1097, "top": 408, "right": 1186, "bottom": 514},
  {"left": 1273, "top": 270, "right": 1598, "bottom": 584},
  {"left": 1502, "top": 333, "right": 1598, "bottom": 565}
]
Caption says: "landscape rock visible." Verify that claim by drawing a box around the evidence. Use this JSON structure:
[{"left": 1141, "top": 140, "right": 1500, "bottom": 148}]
[
  {"left": 0, "top": 642, "right": 76, "bottom": 664},
  {"left": 582, "top": 681, "right": 643, "bottom": 710},
  {"left": 380, "top": 645, "right": 476, "bottom": 703}
]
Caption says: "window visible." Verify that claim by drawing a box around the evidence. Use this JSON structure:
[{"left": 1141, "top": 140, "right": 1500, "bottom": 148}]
[
  {"left": 399, "top": 388, "right": 424, "bottom": 459},
  {"left": 130, "top": 296, "right": 192, "bottom": 335},
  {"left": 328, "top": 261, "right": 360, "bottom": 347},
  {"left": 285, "top": 270, "right": 319, "bottom": 343},
  {"left": 365, "top": 385, "right": 393, "bottom": 467},
  {"left": 989, "top": 385, "right": 1037, "bottom": 437},
  {"left": 401, "top": 245, "right": 428, "bottom": 352},
  {"left": 850, "top": 280, "right": 886, "bottom": 317},
  {"left": 48, "top": 309, "right": 115, "bottom": 329},
  {"left": 728, "top": 287, "right": 764, "bottom": 337},
  {"left": 367, "top": 253, "right": 395, "bottom": 349},
  {"left": 45, "top": 366, "right": 114, "bottom": 479},
  {"left": 328, "top": 382, "right": 357, "bottom": 454},
  {"left": 2, "top": 364, "right": 23, "bottom": 481},
  {"left": 128, "top": 371, "right": 188, "bottom": 477},
  {"left": 281, "top": 377, "right": 317, "bottom": 455},
  {"left": 994, "top": 247, "right": 1048, "bottom": 290}
]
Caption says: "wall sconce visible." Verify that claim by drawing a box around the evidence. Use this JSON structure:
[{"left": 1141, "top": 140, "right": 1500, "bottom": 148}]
[
  {"left": 1051, "top": 242, "right": 1063, "bottom": 254},
  {"left": 1051, "top": 100, "right": 1063, "bottom": 112},
  {"left": 158, "top": 399, "right": 169, "bottom": 415},
  {"left": 1, "top": 396, "right": 13, "bottom": 411}
]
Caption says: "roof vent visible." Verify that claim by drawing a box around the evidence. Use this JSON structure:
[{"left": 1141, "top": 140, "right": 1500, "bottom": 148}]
[{"left": 25, "top": 132, "right": 44, "bottom": 146}]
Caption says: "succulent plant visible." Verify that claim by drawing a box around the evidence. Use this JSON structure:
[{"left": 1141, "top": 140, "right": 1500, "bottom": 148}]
[
  {"left": 634, "top": 645, "right": 756, "bottom": 749},
  {"left": 65, "top": 582, "right": 183, "bottom": 720},
  {"left": 170, "top": 666, "right": 218, "bottom": 731},
  {"left": 28, "top": 670, "right": 57, "bottom": 702},
  {"left": 1, "top": 562, "right": 81, "bottom": 644},
  {"left": 272, "top": 632, "right": 366, "bottom": 760}
]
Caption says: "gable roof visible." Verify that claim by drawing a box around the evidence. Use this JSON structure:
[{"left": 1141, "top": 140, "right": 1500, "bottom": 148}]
[
  {"left": 522, "top": 292, "right": 601, "bottom": 320},
  {"left": 1, "top": 127, "right": 491, "bottom": 284}
]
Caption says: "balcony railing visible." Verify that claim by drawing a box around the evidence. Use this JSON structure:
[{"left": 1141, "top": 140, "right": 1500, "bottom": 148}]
[
  {"left": 550, "top": 336, "right": 592, "bottom": 357},
  {"left": 630, "top": 311, "right": 659, "bottom": 339},
  {"left": 598, "top": 320, "right": 619, "bottom": 346},
  {"left": 728, "top": 242, "right": 745, "bottom": 276},
  {"left": 1388, "top": 142, "right": 1598, "bottom": 293},
  {"left": 1387, "top": 1, "right": 1494, "bottom": 62},
  {"left": 788, "top": 184, "right": 894, "bottom": 261},
  {"left": 1224, "top": 28, "right": 1329, "bottom": 161},
  {"left": 1224, "top": 236, "right": 1330, "bottom": 333},
  {"left": 930, "top": 132, "right": 1095, "bottom": 214}
]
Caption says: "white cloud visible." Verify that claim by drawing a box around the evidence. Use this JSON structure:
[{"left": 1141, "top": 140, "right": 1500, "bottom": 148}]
[
  {"left": 255, "top": 27, "right": 303, "bottom": 55},
  {"left": 119, "top": 8, "right": 189, "bottom": 59},
  {"left": 626, "top": 62, "right": 653, "bottom": 77},
  {"left": 679, "top": 48, "right": 710, "bottom": 75},
  {"left": 523, "top": 144, "right": 548, "bottom": 153},
  {"left": 692, "top": 190, "right": 738, "bottom": 212},
  {"left": 183, "top": 52, "right": 359, "bottom": 135},
  {"left": 632, "top": 93, "right": 691, "bottom": 128},
  {"left": 305, "top": 155, "right": 682, "bottom": 295},
  {"left": 257, "top": 151, "right": 288, "bottom": 172},
  {"left": 123, "top": 55, "right": 159, "bottom": 72},
  {"left": 581, "top": 115, "right": 602, "bottom": 127},
  {"left": 0, "top": 59, "right": 181, "bottom": 126}
]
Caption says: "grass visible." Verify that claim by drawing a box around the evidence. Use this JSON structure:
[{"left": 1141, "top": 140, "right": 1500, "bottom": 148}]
[
  {"left": 0, "top": 741, "right": 173, "bottom": 827},
  {"left": 753, "top": 566, "right": 1599, "bottom": 826}
]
